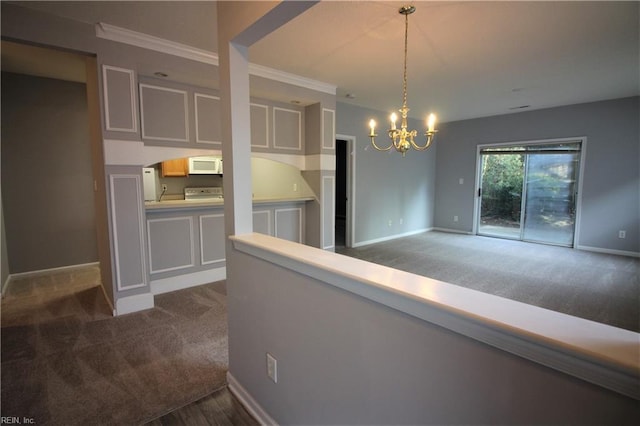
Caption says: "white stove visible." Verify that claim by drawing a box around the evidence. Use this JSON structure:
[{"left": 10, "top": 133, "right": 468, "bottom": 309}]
[{"left": 184, "top": 187, "right": 223, "bottom": 201}]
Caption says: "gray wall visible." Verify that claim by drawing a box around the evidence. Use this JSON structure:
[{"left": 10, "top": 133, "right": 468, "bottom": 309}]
[
  {"left": 1, "top": 72, "right": 97, "bottom": 273},
  {"left": 435, "top": 96, "right": 639, "bottom": 253},
  {"left": 227, "top": 248, "right": 638, "bottom": 424},
  {"left": 336, "top": 102, "right": 437, "bottom": 245}
]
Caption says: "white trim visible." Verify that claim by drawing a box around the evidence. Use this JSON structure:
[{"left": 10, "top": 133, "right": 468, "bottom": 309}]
[
  {"left": 102, "top": 65, "right": 137, "bottom": 133},
  {"left": 249, "top": 62, "right": 336, "bottom": 95},
  {"left": 251, "top": 152, "right": 306, "bottom": 170},
  {"left": 431, "top": 227, "right": 474, "bottom": 235},
  {"left": 115, "top": 292, "right": 154, "bottom": 315},
  {"left": 573, "top": 138, "right": 587, "bottom": 248},
  {"left": 103, "top": 139, "right": 219, "bottom": 167},
  {"left": 1, "top": 262, "right": 101, "bottom": 297},
  {"left": 2, "top": 275, "right": 10, "bottom": 297},
  {"left": 304, "top": 154, "right": 336, "bottom": 171},
  {"left": 96, "top": 22, "right": 218, "bottom": 65},
  {"left": 194, "top": 93, "right": 222, "bottom": 145},
  {"left": 272, "top": 107, "right": 302, "bottom": 151},
  {"left": 576, "top": 245, "right": 640, "bottom": 258},
  {"left": 95, "top": 23, "right": 335, "bottom": 95},
  {"left": 227, "top": 372, "right": 278, "bottom": 426},
  {"left": 275, "top": 207, "right": 303, "bottom": 243},
  {"left": 5, "top": 262, "right": 99, "bottom": 279},
  {"left": 353, "top": 228, "right": 431, "bottom": 248},
  {"left": 147, "top": 216, "right": 195, "bottom": 274},
  {"left": 250, "top": 103, "right": 269, "bottom": 148},
  {"left": 322, "top": 175, "right": 336, "bottom": 250},
  {"left": 253, "top": 210, "right": 272, "bottom": 236},
  {"left": 139, "top": 83, "right": 190, "bottom": 142},
  {"left": 231, "top": 233, "right": 640, "bottom": 400},
  {"left": 110, "top": 174, "right": 147, "bottom": 291},
  {"left": 199, "top": 214, "right": 226, "bottom": 265},
  {"left": 150, "top": 267, "right": 226, "bottom": 295},
  {"left": 322, "top": 108, "right": 336, "bottom": 150}
]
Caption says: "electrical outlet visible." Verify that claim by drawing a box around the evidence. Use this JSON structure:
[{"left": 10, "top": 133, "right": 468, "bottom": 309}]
[
  {"left": 399, "top": 218, "right": 403, "bottom": 225},
  {"left": 459, "top": 178, "right": 464, "bottom": 185},
  {"left": 453, "top": 215, "right": 459, "bottom": 222},
  {"left": 619, "top": 230, "right": 626, "bottom": 239},
  {"left": 293, "top": 183, "right": 298, "bottom": 192},
  {"left": 388, "top": 220, "right": 393, "bottom": 227},
  {"left": 162, "top": 184, "right": 168, "bottom": 192},
  {"left": 266, "top": 353, "right": 278, "bottom": 383}
]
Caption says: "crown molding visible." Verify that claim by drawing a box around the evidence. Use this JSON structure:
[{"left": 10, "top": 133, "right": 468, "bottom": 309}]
[
  {"left": 248, "top": 63, "right": 336, "bottom": 95},
  {"left": 95, "top": 23, "right": 336, "bottom": 95},
  {"left": 96, "top": 22, "right": 218, "bottom": 65}
]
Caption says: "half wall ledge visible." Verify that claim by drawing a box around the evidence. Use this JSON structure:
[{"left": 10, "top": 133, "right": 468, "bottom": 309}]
[{"left": 230, "top": 232, "right": 639, "bottom": 400}]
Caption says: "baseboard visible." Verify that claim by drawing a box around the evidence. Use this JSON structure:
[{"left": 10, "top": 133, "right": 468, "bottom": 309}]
[
  {"left": 115, "top": 292, "right": 154, "bottom": 315},
  {"left": 2, "top": 261, "right": 100, "bottom": 298},
  {"left": 353, "top": 228, "right": 431, "bottom": 248},
  {"left": 576, "top": 245, "right": 640, "bottom": 258},
  {"left": 431, "top": 227, "right": 474, "bottom": 235},
  {"left": 227, "top": 372, "right": 278, "bottom": 426},
  {"left": 150, "top": 267, "right": 226, "bottom": 295},
  {"left": 8, "top": 261, "right": 100, "bottom": 279},
  {"left": 1, "top": 274, "right": 10, "bottom": 297}
]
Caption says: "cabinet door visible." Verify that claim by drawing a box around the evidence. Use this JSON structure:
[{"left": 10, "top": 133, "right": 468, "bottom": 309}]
[
  {"left": 140, "top": 84, "right": 189, "bottom": 143},
  {"left": 195, "top": 93, "right": 221, "bottom": 145},
  {"left": 161, "top": 158, "right": 188, "bottom": 177},
  {"left": 102, "top": 65, "right": 138, "bottom": 136}
]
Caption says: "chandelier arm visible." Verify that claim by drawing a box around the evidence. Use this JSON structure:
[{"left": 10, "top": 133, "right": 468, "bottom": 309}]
[
  {"left": 370, "top": 135, "right": 393, "bottom": 151},
  {"left": 411, "top": 131, "right": 438, "bottom": 151}
]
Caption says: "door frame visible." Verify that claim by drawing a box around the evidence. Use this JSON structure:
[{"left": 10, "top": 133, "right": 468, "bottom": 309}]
[
  {"left": 336, "top": 134, "right": 356, "bottom": 248},
  {"left": 473, "top": 136, "right": 587, "bottom": 248}
]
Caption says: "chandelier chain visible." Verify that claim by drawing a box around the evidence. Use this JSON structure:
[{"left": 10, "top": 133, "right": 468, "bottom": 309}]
[{"left": 402, "top": 10, "right": 409, "bottom": 110}]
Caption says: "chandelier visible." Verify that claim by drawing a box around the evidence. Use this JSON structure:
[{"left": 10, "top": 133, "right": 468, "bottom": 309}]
[{"left": 368, "top": 5, "right": 438, "bottom": 156}]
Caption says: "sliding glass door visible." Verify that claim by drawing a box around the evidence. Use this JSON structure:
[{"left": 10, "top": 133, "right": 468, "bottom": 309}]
[{"left": 478, "top": 142, "right": 581, "bottom": 247}]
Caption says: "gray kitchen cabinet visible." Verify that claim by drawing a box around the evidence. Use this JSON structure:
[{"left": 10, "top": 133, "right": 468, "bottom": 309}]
[
  {"left": 249, "top": 100, "right": 304, "bottom": 154},
  {"left": 107, "top": 167, "right": 148, "bottom": 292},
  {"left": 250, "top": 103, "right": 269, "bottom": 148},
  {"left": 195, "top": 93, "right": 222, "bottom": 145},
  {"left": 139, "top": 83, "right": 189, "bottom": 143},
  {"left": 102, "top": 65, "right": 139, "bottom": 140},
  {"left": 273, "top": 106, "right": 302, "bottom": 151}
]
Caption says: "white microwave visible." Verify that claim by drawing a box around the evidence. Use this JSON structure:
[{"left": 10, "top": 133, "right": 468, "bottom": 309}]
[{"left": 188, "top": 156, "right": 223, "bottom": 175}]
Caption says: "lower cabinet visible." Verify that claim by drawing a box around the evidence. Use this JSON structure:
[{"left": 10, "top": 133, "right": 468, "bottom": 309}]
[{"left": 146, "top": 201, "right": 306, "bottom": 281}]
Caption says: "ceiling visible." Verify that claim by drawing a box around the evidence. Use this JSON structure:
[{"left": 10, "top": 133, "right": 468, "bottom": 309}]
[{"left": 6, "top": 1, "right": 639, "bottom": 123}]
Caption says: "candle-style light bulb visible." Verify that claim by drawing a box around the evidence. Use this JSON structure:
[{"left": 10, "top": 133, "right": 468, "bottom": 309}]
[
  {"left": 427, "top": 113, "right": 436, "bottom": 132},
  {"left": 369, "top": 119, "right": 376, "bottom": 136},
  {"left": 390, "top": 113, "right": 397, "bottom": 130}
]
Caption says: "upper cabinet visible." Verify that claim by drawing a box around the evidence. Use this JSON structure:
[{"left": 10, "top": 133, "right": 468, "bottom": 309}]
[
  {"left": 161, "top": 158, "right": 189, "bottom": 177},
  {"left": 102, "top": 65, "right": 139, "bottom": 141},
  {"left": 138, "top": 76, "right": 222, "bottom": 148},
  {"left": 140, "top": 84, "right": 189, "bottom": 143},
  {"left": 101, "top": 66, "right": 304, "bottom": 153},
  {"left": 194, "top": 94, "right": 221, "bottom": 146},
  {"left": 250, "top": 100, "right": 304, "bottom": 154}
]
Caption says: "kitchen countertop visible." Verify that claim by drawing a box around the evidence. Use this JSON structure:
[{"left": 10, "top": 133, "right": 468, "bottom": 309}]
[{"left": 145, "top": 196, "right": 315, "bottom": 211}]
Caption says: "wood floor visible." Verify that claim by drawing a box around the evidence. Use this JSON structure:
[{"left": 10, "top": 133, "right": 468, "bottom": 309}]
[{"left": 145, "top": 386, "right": 258, "bottom": 426}]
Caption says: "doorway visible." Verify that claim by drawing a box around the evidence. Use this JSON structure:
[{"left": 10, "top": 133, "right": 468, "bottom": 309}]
[
  {"left": 335, "top": 136, "right": 354, "bottom": 248},
  {"left": 476, "top": 139, "right": 583, "bottom": 247}
]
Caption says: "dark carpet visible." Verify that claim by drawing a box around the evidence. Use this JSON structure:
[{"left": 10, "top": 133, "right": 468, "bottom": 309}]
[
  {"left": 1, "top": 266, "right": 229, "bottom": 425},
  {"left": 337, "top": 231, "right": 640, "bottom": 332}
]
